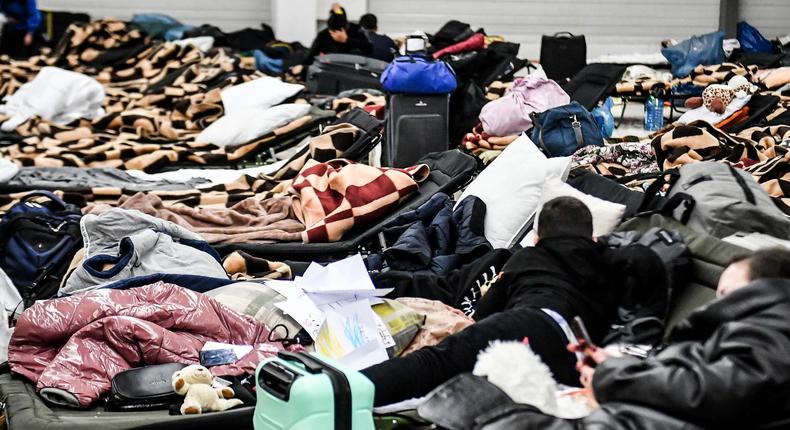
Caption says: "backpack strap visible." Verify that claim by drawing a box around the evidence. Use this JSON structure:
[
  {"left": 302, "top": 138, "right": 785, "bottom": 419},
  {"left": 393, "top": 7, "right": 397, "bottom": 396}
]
[
  {"left": 570, "top": 115, "right": 584, "bottom": 149},
  {"left": 20, "top": 191, "right": 69, "bottom": 211},
  {"left": 636, "top": 169, "right": 681, "bottom": 213}
]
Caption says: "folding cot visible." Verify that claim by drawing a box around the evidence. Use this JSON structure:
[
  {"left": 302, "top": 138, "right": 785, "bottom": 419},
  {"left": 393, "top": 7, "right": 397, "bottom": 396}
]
[{"left": 214, "top": 149, "right": 479, "bottom": 261}]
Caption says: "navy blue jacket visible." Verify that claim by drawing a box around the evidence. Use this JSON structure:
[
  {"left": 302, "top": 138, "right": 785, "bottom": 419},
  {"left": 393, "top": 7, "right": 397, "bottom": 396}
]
[{"left": 1, "top": 0, "right": 41, "bottom": 32}]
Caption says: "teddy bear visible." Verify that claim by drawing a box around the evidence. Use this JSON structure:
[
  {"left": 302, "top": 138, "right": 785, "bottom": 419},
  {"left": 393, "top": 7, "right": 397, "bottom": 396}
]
[
  {"left": 171, "top": 364, "right": 244, "bottom": 415},
  {"left": 684, "top": 75, "right": 754, "bottom": 114}
]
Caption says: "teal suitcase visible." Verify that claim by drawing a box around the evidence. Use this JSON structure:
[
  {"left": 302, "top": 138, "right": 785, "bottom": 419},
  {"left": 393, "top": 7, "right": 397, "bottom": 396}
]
[{"left": 254, "top": 351, "right": 375, "bottom": 430}]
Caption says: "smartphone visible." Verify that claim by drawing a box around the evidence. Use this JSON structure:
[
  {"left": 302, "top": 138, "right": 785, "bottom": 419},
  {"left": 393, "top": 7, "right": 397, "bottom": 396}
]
[{"left": 571, "top": 316, "right": 594, "bottom": 347}]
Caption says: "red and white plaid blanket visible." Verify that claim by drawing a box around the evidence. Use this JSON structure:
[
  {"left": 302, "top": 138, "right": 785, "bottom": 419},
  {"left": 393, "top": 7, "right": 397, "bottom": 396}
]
[{"left": 291, "top": 160, "right": 430, "bottom": 243}]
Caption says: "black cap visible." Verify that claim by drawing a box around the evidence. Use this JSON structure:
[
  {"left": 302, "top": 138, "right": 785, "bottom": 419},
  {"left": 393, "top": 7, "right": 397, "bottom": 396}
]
[
  {"left": 359, "top": 13, "right": 377, "bottom": 30},
  {"left": 327, "top": 7, "right": 348, "bottom": 30}
]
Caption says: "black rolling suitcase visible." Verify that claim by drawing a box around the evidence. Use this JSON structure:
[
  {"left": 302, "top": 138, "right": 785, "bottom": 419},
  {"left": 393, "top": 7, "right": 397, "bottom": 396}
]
[
  {"left": 384, "top": 94, "right": 450, "bottom": 168},
  {"left": 306, "top": 54, "right": 388, "bottom": 96}
]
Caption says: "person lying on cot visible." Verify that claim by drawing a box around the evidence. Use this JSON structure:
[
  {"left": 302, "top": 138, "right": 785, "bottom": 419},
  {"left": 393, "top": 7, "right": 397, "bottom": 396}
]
[
  {"left": 362, "top": 196, "right": 664, "bottom": 406},
  {"left": 569, "top": 248, "right": 790, "bottom": 429}
]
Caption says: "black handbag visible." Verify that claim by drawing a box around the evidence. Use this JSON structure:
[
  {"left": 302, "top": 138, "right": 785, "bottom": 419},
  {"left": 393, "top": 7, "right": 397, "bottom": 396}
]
[
  {"left": 106, "top": 363, "right": 188, "bottom": 411},
  {"left": 540, "top": 32, "right": 587, "bottom": 83}
]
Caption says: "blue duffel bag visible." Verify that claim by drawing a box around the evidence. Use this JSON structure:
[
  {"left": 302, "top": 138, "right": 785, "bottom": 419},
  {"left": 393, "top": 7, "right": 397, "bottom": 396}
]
[
  {"left": 381, "top": 55, "right": 457, "bottom": 95},
  {"left": 529, "top": 101, "right": 603, "bottom": 157}
]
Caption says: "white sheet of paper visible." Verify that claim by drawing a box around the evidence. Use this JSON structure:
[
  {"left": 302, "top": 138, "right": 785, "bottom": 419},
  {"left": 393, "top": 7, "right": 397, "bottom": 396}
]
[
  {"left": 274, "top": 291, "right": 325, "bottom": 340},
  {"left": 201, "top": 341, "right": 253, "bottom": 360},
  {"left": 263, "top": 279, "right": 300, "bottom": 299},
  {"left": 316, "top": 300, "right": 390, "bottom": 366},
  {"left": 297, "top": 254, "right": 375, "bottom": 293},
  {"left": 338, "top": 341, "right": 389, "bottom": 370}
]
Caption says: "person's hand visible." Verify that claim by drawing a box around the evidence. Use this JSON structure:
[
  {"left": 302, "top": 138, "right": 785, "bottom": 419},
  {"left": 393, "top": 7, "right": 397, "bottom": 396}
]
[
  {"left": 329, "top": 28, "right": 348, "bottom": 44},
  {"left": 23, "top": 32, "right": 33, "bottom": 46},
  {"left": 567, "top": 340, "right": 616, "bottom": 392}
]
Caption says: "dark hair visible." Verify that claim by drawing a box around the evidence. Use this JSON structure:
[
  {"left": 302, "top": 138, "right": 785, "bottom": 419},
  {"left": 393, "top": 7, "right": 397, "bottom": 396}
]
[
  {"left": 359, "top": 13, "right": 377, "bottom": 30},
  {"left": 742, "top": 248, "right": 790, "bottom": 281},
  {"left": 327, "top": 7, "right": 349, "bottom": 30},
  {"left": 537, "top": 196, "right": 593, "bottom": 240}
]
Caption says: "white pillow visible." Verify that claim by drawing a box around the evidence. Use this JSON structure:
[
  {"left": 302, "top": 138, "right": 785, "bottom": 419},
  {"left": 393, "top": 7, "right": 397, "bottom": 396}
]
[
  {"left": 456, "top": 134, "right": 571, "bottom": 249},
  {"left": 221, "top": 76, "right": 305, "bottom": 115},
  {"left": 535, "top": 176, "right": 627, "bottom": 237},
  {"left": 197, "top": 103, "right": 311, "bottom": 148}
]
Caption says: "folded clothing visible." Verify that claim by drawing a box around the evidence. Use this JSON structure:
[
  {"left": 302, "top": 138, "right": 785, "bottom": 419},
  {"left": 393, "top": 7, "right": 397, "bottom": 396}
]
[
  {"left": 9, "top": 282, "right": 302, "bottom": 408},
  {"left": 3, "top": 166, "right": 209, "bottom": 192}
]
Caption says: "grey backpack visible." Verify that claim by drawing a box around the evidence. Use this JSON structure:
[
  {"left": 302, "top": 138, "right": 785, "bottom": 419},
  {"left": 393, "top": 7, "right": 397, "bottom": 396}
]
[{"left": 639, "top": 161, "right": 790, "bottom": 239}]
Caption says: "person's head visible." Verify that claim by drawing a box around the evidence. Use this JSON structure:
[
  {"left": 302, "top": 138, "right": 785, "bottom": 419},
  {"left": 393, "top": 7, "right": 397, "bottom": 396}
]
[
  {"left": 327, "top": 5, "right": 349, "bottom": 31},
  {"left": 359, "top": 14, "right": 378, "bottom": 32},
  {"left": 534, "top": 196, "right": 594, "bottom": 244},
  {"left": 717, "top": 248, "right": 790, "bottom": 297}
]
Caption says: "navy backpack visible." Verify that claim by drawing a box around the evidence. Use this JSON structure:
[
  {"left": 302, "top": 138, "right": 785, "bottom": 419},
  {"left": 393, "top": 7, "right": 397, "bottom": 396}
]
[
  {"left": 0, "top": 191, "right": 83, "bottom": 307},
  {"left": 529, "top": 101, "right": 603, "bottom": 157}
]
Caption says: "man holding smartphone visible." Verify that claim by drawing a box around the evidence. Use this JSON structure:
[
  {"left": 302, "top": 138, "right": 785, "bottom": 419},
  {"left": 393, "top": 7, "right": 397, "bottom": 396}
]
[
  {"left": 570, "top": 248, "right": 790, "bottom": 429},
  {"left": 364, "top": 197, "right": 665, "bottom": 406}
]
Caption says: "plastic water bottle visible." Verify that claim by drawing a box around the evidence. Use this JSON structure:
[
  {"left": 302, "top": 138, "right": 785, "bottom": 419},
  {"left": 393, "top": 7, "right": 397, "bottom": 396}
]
[{"left": 644, "top": 90, "right": 665, "bottom": 131}]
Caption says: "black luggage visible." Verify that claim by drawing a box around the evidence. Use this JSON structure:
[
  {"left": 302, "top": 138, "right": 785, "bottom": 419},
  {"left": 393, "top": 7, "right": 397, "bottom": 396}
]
[
  {"left": 384, "top": 94, "right": 450, "bottom": 168},
  {"left": 540, "top": 32, "right": 587, "bottom": 83},
  {"left": 39, "top": 10, "right": 90, "bottom": 47},
  {"left": 431, "top": 20, "right": 474, "bottom": 51},
  {"left": 306, "top": 54, "right": 388, "bottom": 96},
  {"left": 562, "top": 63, "right": 626, "bottom": 111}
]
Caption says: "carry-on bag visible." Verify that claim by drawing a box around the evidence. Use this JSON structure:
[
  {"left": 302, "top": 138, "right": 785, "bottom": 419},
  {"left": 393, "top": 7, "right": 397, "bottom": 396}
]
[
  {"left": 380, "top": 55, "right": 457, "bottom": 95},
  {"left": 306, "top": 54, "right": 389, "bottom": 96},
  {"left": 638, "top": 161, "right": 790, "bottom": 239},
  {"left": 254, "top": 351, "right": 375, "bottom": 430},
  {"left": 384, "top": 93, "right": 450, "bottom": 168},
  {"left": 529, "top": 101, "right": 603, "bottom": 157},
  {"left": 540, "top": 32, "right": 586, "bottom": 83}
]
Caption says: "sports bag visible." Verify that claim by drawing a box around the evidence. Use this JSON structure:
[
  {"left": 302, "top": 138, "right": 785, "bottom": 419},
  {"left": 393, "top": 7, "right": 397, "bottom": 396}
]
[
  {"left": 0, "top": 191, "right": 83, "bottom": 307},
  {"left": 381, "top": 55, "right": 457, "bottom": 95},
  {"left": 529, "top": 101, "right": 603, "bottom": 157},
  {"left": 639, "top": 161, "right": 790, "bottom": 239}
]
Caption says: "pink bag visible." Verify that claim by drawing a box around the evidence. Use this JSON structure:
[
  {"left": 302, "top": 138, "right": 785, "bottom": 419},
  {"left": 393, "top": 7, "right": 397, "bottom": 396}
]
[{"left": 479, "top": 75, "right": 570, "bottom": 137}]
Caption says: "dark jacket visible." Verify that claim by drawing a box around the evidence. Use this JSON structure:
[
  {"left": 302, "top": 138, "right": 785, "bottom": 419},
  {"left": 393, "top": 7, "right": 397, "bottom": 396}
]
[
  {"left": 363, "top": 29, "right": 397, "bottom": 62},
  {"left": 593, "top": 278, "right": 790, "bottom": 429},
  {"left": 475, "top": 236, "right": 619, "bottom": 340},
  {"left": 305, "top": 23, "right": 372, "bottom": 65},
  {"left": 1, "top": 0, "right": 40, "bottom": 32},
  {"left": 375, "top": 193, "right": 491, "bottom": 276}
]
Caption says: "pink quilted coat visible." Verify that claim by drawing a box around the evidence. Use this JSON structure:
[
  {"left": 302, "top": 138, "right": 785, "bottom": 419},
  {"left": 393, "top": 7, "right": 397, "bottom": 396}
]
[{"left": 8, "top": 282, "right": 301, "bottom": 408}]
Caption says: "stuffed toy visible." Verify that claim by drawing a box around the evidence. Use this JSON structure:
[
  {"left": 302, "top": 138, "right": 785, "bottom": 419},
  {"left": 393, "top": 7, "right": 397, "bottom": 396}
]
[
  {"left": 171, "top": 364, "right": 244, "bottom": 415},
  {"left": 684, "top": 75, "right": 754, "bottom": 114},
  {"left": 473, "top": 340, "right": 592, "bottom": 419}
]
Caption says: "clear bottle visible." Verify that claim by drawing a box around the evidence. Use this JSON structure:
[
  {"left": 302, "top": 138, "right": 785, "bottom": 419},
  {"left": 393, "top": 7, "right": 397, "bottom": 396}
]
[{"left": 644, "top": 89, "right": 665, "bottom": 131}]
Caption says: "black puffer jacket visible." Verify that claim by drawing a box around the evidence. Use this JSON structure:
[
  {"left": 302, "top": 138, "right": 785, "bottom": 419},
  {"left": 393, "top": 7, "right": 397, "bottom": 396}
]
[{"left": 593, "top": 278, "right": 790, "bottom": 429}]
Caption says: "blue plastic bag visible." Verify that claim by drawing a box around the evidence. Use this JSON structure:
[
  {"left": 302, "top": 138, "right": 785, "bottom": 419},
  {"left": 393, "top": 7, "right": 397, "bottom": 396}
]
[
  {"left": 737, "top": 21, "right": 774, "bottom": 54},
  {"left": 381, "top": 55, "right": 457, "bottom": 95},
  {"left": 661, "top": 31, "right": 725, "bottom": 78},
  {"left": 592, "top": 97, "right": 615, "bottom": 138}
]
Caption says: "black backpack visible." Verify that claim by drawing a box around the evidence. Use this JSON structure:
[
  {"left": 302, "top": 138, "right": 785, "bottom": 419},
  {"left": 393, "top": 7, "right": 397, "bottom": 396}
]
[
  {"left": 602, "top": 228, "right": 691, "bottom": 346},
  {"left": 0, "top": 191, "right": 83, "bottom": 307}
]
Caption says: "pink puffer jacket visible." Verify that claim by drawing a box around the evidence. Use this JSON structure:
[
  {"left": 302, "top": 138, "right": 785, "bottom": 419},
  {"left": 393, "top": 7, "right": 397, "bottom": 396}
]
[{"left": 8, "top": 282, "right": 301, "bottom": 408}]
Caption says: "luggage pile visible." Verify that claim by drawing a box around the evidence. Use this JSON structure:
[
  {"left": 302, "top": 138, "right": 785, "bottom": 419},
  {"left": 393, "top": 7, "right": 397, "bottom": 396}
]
[{"left": 0, "top": 9, "right": 789, "bottom": 430}]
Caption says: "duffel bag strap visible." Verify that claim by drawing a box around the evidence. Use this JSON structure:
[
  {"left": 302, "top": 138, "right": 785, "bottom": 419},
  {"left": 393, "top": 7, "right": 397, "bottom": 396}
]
[
  {"left": 636, "top": 169, "right": 681, "bottom": 213},
  {"left": 530, "top": 112, "right": 552, "bottom": 156},
  {"left": 570, "top": 114, "right": 584, "bottom": 149},
  {"left": 659, "top": 192, "right": 696, "bottom": 225}
]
